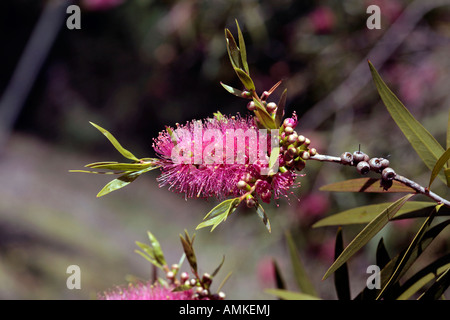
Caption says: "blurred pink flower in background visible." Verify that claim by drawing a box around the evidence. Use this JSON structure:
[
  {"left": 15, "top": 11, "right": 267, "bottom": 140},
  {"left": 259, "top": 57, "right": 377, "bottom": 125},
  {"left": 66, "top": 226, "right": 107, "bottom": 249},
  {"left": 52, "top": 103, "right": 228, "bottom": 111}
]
[
  {"left": 308, "top": 6, "right": 335, "bottom": 34},
  {"left": 386, "top": 61, "right": 438, "bottom": 107},
  {"left": 99, "top": 282, "right": 195, "bottom": 300},
  {"left": 257, "top": 256, "right": 276, "bottom": 287},
  {"left": 298, "top": 193, "right": 330, "bottom": 218},
  {"left": 82, "top": 0, "right": 125, "bottom": 11}
]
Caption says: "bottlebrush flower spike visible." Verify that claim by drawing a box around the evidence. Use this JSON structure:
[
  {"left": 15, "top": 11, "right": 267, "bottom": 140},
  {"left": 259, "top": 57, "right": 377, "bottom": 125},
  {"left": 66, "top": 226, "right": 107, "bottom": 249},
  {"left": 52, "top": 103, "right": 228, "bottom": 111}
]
[
  {"left": 99, "top": 282, "right": 196, "bottom": 300},
  {"left": 152, "top": 113, "right": 301, "bottom": 205}
]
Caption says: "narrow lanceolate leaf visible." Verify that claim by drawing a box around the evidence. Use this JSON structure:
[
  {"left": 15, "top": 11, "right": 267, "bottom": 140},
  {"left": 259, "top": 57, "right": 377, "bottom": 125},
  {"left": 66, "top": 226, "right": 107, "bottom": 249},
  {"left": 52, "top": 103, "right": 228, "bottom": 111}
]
[
  {"left": 147, "top": 231, "right": 167, "bottom": 267},
  {"left": 446, "top": 168, "right": 450, "bottom": 187},
  {"left": 235, "top": 68, "right": 255, "bottom": 91},
  {"left": 255, "top": 203, "right": 271, "bottom": 233},
  {"left": 376, "top": 204, "right": 440, "bottom": 300},
  {"left": 369, "top": 62, "right": 447, "bottom": 184},
  {"left": 225, "top": 28, "right": 241, "bottom": 70},
  {"left": 272, "top": 259, "right": 287, "bottom": 290},
  {"left": 220, "top": 82, "right": 245, "bottom": 98},
  {"left": 253, "top": 98, "right": 277, "bottom": 130},
  {"left": 355, "top": 219, "right": 450, "bottom": 300},
  {"left": 397, "top": 254, "right": 450, "bottom": 300},
  {"left": 196, "top": 197, "right": 241, "bottom": 231},
  {"left": 376, "top": 238, "right": 391, "bottom": 270},
  {"left": 275, "top": 88, "right": 287, "bottom": 127},
  {"left": 90, "top": 122, "right": 139, "bottom": 161},
  {"left": 322, "top": 194, "right": 414, "bottom": 280},
  {"left": 286, "top": 231, "right": 317, "bottom": 296},
  {"left": 96, "top": 166, "right": 155, "bottom": 197},
  {"left": 264, "top": 289, "right": 321, "bottom": 300},
  {"left": 429, "top": 148, "right": 450, "bottom": 189},
  {"left": 135, "top": 242, "right": 162, "bottom": 269},
  {"left": 268, "top": 146, "right": 280, "bottom": 176},
  {"left": 171, "top": 284, "right": 192, "bottom": 292},
  {"left": 179, "top": 231, "right": 197, "bottom": 273},
  {"left": 447, "top": 111, "right": 450, "bottom": 160},
  {"left": 319, "top": 177, "right": 414, "bottom": 193},
  {"left": 235, "top": 20, "right": 249, "bottom": 74},
  {"left": 211, "top": 255, "right": 225, "bottom": 278},
  {"left": 312, "top": 201, "right": 450, "bottom": 227},
  {"left": 96, "top": 171, "right": 140, "bottom": 197},
  {"left": 334, "top": 227, "right": 351, "bottom": 300},
  {"left": 419, "top": 267, "right": 450, "bottom": 300},
  {"left": 86, "top": 162, "right": 159, "bottom": 172}
]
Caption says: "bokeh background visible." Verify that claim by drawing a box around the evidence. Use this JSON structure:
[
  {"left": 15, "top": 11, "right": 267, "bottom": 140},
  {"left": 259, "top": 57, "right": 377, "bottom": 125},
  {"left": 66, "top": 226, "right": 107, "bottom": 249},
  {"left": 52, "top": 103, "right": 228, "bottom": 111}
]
[{"left": 0, "top": 0, "right": 449, "bottom": 299}]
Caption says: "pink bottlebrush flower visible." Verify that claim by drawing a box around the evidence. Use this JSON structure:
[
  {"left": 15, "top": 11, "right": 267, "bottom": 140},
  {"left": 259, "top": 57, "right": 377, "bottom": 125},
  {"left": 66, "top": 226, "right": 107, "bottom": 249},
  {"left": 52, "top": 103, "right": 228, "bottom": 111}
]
[
  {"left": 99, "top": 282, "right": 195, "bottom": 300},
  {"left": 152, "top": 113, "right": 301, "bottom": 204}
]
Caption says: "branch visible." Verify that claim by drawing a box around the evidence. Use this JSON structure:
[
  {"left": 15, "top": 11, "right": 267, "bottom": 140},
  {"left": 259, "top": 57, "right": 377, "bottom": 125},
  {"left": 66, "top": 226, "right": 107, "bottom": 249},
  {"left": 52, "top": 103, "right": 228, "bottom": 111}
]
[{"left": 309, "top": 153, "right": 450, "bottom": 208}]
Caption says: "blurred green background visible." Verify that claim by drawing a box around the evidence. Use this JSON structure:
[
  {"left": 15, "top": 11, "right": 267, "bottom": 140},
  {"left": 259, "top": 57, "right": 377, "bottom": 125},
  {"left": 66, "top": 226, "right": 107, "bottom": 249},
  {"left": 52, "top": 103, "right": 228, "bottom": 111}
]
[{"left": 0, "top": 0, "right": 449, "bottom": 299}]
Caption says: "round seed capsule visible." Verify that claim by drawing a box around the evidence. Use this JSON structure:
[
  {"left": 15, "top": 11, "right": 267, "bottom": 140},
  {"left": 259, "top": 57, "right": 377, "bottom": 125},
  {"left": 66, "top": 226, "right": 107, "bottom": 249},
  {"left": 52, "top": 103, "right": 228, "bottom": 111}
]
[
  {"left": 381, "top": 167, "right": 396, "bottom": 180},
  {"left": 353, "top": 151, "right": 369, "bottom": 163},
  {"left": 340, "top": 152, "right": 353, "bottom": 165},
  {"left": 369, "top": 158, "right": 383, "bottom": 172},
  {"left": 356, "top": 161, "right": 370, "bottom": 175},
  {"left": 379, "top": 158, "right": 390, "bottom": 169}
]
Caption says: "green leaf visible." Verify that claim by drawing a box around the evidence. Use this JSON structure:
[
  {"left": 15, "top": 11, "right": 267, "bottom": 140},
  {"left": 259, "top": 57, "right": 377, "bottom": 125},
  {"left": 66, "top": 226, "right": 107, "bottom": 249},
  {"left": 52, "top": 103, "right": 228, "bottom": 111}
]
[
  {"left": 252, "top": 98, "right": 277, "bottom": 130},
  {"left": 171, "top": 284, "right": 192, "bottom": 292},
  {"left": 86, "top": 161, "right": 159, "bottom": 172},
  {"left": 264, "top": 289, "right": 321, "bottom": 300},
  {"left": 96, "top": 171, "right": 140, "bottom": 197},
  {"left": 397, "top": 254, "right": 450, "bottom": 300},
  {"left": 275, "top": 88, "right": 287, "bottom": 127},
  {"left": 220, "top": 82, "right": 245, "bottom": 98},
  {"left": 334, "top": 227, "right": 351, "bottom": 300},
  {"left": 272, "top": 259, "right": 287, "bottom": 290},
  {"left": 255, "top": 203, "right": 271, "bottom": 233},
  {"left": 355, "top": 218, "right": 450, "bottom": 300},
  {"left": 312, "top": 201, "right": 450, "bottom": 227},
  {"left": 429, "top": 148, "right": 450, "bottom": 189},
  {"left": 96, "top": 166, "right": 154, "bottom": 197},
  {"left": 196, "top": 197, "right": 242, "bottom": 232},
  {"left": 147, "top": 231, "right": 167, "bottom": 268},
  {"left": 376, "top": 238, "right": 391, "bottom": 270},
  {"left": 234, "top": 68, "right": 255, "bottom": 91},
  {"left": 322, "top": 194, "right": 414, "bottom": 280},
  {"left": 446, "top": 168, "right": 450, "bottom": 188},
  {"left": 211, "top": 255, "right": 225, "bottom": 278},
  {"left": 319, "top": 177, "right": 415, "bottom": 193},
  {"left": 135, "top": 241, "right": 162, "bottom": 269},
  {"left": 90, "top": 122, "right": 139, "bottom": 161},
  {"left": 268, "top": 145, "right": 280, "bottom": 176},
  {"left": 285, "top": 231, "right": 317, "bottom": 296},
  {"left": 179, "top": 231, "right": 197, "bottom": 274},
  {"left": 235, "top": 20, "right": 249, "bottom": 74},
  {"left": 447, "top": 111, "right": 450, "bottom": 155},
  {"left": 225, "top": 28, "right": 241, "bottom": 70},
  {"left": 217, "top": 271, "right": 233, "bottom": 293},
  {"left": 369, "top": 62, "right": 447, "bottom": 184},
  {"left": 376, "top": 204, "right": 440, "bottom": 299},
  {"left": 419, "top": 267, "right": 450, "bottom": 300}
]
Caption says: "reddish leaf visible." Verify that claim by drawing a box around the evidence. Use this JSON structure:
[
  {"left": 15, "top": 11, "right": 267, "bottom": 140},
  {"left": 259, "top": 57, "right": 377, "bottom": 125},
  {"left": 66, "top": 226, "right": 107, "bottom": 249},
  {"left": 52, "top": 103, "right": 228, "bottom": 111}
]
[{"left": 319, "top": 178, "right": 415, "bottom": 193}]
